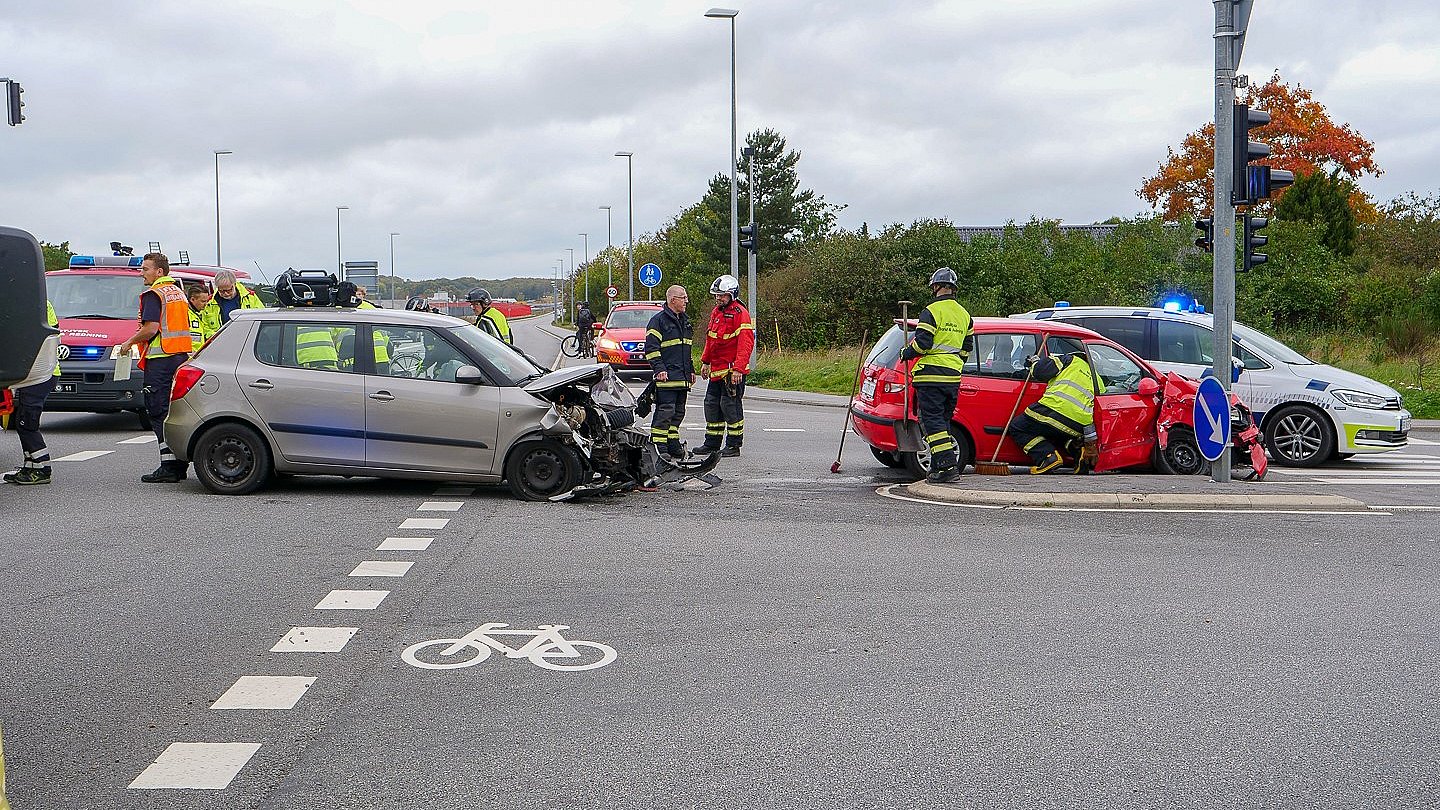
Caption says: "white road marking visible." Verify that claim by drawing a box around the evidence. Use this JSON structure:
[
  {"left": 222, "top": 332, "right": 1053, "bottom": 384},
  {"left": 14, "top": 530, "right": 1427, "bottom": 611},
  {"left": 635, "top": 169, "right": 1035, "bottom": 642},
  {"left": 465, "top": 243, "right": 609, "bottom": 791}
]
[
  {"left": 874, "top": 485, "right": 1388, "bottom": 516},
  {"left": 399, "top": 517, "right": 449, "bottom": 530},
  {"left": 315, "top": 589, "right": 390, "bottom": 609},
  {"left": 1266, "top": 469, "right": 1440, "bottom": 478},
  {"left": 271, "top": 627, "right": 358, "bottom": 653},
  {"left": 746, "top": 409, "right": 774, "bottom": 414},
  {"left": 378, "top": 537, "right": 433, "bottom": 551},
  {"left": 1371, "top": 505, "right": 1440, "bottom": 510},
  {"left": 53, "top": 450, "right": 113, "bottom": 462},
  {"left": 1406, "top": 437, "right": 1439, "bottom": 446},
  {"left": 117, "top": 435, "right": 157, "bottom": 444},
  {"left": 1309, "top": 479, "right": 1440, "bottom": 485},
  {"left": 349, "top": 561, "right": 414, "bottom": 577},
  {"left": 433, "top": 486, "right": 475, "bottom": 497},
  {"left": 129, "top": 742, "right": 262, "bottom": 789},
  {"left": 417, "top": 500, "right": 463, "bottom": 512},
  {"left": 762, "top": 428, "right": 806, "bottom": 432},
  {"left": 211, "top": 676, "right": 316, "bottom": 710},
  {"left": 748, "top": 476, "right": 869, "bottom": 484}
]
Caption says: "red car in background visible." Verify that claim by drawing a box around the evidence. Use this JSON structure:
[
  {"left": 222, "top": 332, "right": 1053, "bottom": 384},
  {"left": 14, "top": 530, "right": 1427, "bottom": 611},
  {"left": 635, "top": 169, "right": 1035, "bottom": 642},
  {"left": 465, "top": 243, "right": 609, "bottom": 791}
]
[
  {"left": 849, "top": 318, "right": 1266, "bottom": 478},
  {"left": 594, "top": 301, "right": 663, "bottom": 373}
]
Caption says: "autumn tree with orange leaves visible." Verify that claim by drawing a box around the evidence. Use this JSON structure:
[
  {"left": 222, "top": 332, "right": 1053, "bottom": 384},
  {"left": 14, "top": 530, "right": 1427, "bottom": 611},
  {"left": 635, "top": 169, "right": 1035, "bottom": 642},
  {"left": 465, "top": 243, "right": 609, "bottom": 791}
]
[{"left": 1138, "top": 73, "right": 1382, "bottom": 222}]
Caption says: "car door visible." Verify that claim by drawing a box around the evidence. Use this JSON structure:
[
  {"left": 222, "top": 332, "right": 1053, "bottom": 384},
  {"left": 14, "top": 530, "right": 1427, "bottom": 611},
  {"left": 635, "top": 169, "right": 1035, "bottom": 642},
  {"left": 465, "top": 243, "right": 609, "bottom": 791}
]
[
  {"left": 962, "top": 331, "right": 1042, "bottom": 464},
  {"left": 240, "top": 320, "right": 366, "bottom": 465},
  {"left": 1083, "top": 341, "right": 1159, "bottom": 471},
  {"left": 363, "top": 325, "right": 500, "bottom": 475}
]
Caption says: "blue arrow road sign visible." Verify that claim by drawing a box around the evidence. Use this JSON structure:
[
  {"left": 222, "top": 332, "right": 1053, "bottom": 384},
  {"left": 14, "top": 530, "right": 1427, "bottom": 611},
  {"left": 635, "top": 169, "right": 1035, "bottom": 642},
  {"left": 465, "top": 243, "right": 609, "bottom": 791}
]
[
  {"left": 638, "top": 263, "right": 662, "bottom": 288},
  {"left": 1193, "top": 376, "right": 1232, "bottom": 462}
]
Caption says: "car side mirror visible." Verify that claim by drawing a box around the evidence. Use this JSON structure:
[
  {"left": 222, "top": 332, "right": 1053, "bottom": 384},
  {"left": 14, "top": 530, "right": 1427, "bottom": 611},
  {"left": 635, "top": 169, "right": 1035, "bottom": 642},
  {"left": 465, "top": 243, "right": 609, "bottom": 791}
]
[
  {"left": 1231, "top": 357, "right": 1244, "bottom": 382},
  {"left": 454, "top": 365, "right": 486, "bottom": 385},
  {"left": 1137, "top": 377, "right": 1161, "bottom": 396}
]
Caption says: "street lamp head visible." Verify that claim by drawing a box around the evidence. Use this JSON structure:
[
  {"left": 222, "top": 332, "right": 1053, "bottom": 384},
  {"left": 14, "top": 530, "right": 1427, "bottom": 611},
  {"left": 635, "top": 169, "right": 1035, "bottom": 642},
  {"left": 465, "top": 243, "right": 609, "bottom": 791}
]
[
  {"left": 337, "top": 205, "right": 349, "bottom": 211},
  {"left": 214, "top": 150, "right": 233, "bottom": 156},
  {"left": 599, "top": 205, "right": 611, "bottom": 211},
  {"left": 614, "top": 151, "right": 633, "bottom": 158},
  {"left": 705, "top": 7, "right": 739, "bottom": 17}
]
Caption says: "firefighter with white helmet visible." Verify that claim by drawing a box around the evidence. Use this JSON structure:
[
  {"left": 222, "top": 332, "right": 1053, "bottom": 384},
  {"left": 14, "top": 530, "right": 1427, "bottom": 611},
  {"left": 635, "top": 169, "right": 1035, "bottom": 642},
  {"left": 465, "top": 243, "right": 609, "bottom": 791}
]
[{"left": 696, "top": 274, "right": 754, "bottom": 457}]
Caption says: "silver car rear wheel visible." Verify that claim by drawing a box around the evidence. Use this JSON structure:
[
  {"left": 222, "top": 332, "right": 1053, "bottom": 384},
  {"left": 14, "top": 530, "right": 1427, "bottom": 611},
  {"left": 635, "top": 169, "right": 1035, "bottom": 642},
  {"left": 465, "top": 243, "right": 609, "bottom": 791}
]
[{"left": 194, "top": 423, "right": 273, "bottom": 495}]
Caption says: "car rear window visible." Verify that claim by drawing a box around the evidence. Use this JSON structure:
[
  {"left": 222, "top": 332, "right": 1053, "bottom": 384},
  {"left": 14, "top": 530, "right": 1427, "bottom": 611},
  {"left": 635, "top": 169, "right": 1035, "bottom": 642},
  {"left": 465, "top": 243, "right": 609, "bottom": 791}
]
[{"left": 606, "top": 307, "right": 659, "bottom": 329}]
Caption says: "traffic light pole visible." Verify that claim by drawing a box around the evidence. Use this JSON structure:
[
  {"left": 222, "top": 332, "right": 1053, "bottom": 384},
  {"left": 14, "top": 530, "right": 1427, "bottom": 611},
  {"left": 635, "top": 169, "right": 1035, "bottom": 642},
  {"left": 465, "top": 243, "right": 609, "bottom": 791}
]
[{"left": 1211, "top": 0, "right": 1241, "bottom": 484}]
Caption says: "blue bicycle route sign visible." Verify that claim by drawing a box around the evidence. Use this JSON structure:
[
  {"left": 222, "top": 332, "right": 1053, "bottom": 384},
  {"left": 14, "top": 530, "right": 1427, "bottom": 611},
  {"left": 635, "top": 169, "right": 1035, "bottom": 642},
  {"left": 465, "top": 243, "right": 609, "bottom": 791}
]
[{"left": 638, "top": 263, "right": 662, "bottom": 288}]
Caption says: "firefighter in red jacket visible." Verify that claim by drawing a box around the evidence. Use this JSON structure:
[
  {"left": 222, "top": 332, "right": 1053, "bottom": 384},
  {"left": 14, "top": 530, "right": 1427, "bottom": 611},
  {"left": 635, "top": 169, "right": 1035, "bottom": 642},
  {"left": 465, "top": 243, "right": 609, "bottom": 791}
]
[{"left": 697, "top": 274, "right": 755, "bottom": 457}]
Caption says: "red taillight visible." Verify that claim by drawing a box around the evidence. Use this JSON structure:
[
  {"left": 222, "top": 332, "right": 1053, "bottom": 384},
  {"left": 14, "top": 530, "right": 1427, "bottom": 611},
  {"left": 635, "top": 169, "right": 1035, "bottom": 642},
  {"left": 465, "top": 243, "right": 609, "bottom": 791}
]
[{"left": 172, "top": 365, "right": 205, "bottom": 399}]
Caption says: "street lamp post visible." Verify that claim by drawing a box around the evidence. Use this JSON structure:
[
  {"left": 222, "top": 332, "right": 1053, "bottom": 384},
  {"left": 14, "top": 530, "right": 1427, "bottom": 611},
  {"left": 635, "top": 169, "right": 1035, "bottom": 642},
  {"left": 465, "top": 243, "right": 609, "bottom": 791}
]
[
  {"left": 213, "top": 150, "right": 232, "bottom": 266},
  {"left": 579, "top": 233, "right": 589, "bottom": 308},
  {"left": 614, "top": 151, "right": 634, "bottom": 300},
  {"left": 335, "top": 206, "right": 349, "bottom": 280},
  {"left": 599, "top": 206, "right": 612, "bottom": 293},
  {"left": 567, "top": 248, "right": 576, "bottom": 312},
  {"left": 705, "top": 8, "right": 740, "bottom": 280},
  {"left": 389, "top": 232, "right": 399, "bottom": 302},
  {"left": 745, "top": 146, "right": 759, "bottom": 366}
]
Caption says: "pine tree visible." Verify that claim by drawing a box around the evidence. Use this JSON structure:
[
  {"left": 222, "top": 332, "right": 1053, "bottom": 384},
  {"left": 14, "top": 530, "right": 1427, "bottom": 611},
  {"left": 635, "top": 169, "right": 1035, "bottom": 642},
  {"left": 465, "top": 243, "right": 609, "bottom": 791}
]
[{"left": 1273, "top": 170, "right": 1358, "bottom": 256}]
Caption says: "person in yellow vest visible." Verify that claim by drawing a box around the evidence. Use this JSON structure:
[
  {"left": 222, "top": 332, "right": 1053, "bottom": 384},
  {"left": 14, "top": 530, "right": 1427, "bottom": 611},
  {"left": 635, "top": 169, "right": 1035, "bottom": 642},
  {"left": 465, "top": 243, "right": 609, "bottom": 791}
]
[
  {"left": 116, "top": 253, "right": 194, "bottom": 483},
  {"left": 334, "top": 281, "right": 390, "bottom": 371},
  {"left": 467, "top": 288, "right": 512, "bottom": 345},
  {"left": 1007, "top": 351, "right": 1099, "bottom": 474},
  {"left": 187, "top": 286, "right": 215, "bottom": 347},
  {"left": 900, "top": 267, "right": 974, "bottom": 483},
  {"left": 199, "top": 269, "right": 264, "bottom": 337},
  {"left": 4, "top": 301, "right": 62, "bottom": 485},
  {"left": 296, "top": 325, "right": 340, "bottom": 370}
]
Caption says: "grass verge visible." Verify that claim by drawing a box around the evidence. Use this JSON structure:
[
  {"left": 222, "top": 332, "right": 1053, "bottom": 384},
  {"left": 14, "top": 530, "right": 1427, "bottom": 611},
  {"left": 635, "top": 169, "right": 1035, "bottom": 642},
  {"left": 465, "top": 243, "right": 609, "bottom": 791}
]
[{"left": 746, "top": 348, "right": 866, "bottom": 396}]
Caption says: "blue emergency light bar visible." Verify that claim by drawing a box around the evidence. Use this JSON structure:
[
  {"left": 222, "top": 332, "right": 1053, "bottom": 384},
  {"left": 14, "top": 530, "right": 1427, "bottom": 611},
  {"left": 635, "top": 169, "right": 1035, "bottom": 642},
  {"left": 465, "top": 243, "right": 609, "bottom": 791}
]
[{"left": 68, "top": 255, "right": 144, "bottom": 268}]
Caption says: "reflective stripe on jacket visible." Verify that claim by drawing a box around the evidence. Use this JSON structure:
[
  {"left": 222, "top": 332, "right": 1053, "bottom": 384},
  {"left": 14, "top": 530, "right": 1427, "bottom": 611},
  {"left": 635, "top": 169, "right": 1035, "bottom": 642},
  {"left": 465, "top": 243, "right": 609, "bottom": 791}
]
[
  {"left": 907, "top": 296, "right": 973, "bottom": 384},
  {"left": 700, "top": 299, "right": 755, "bottom": 377},
  {"left": 144, "top": 277, "right": 195, "bottom": 359},
  {"left": 199, "top": 282, "right": 264, "bottom": 336},
  {"left": 47, "top": 301, "right": 61, "bottom": 377},
  {"left": 1026, "top": 354, "right": 1098, "bottom": 442},
  {"left": 477, "top": 307, "right": 512, "bottom": 345},
  {"left": 644, "top": 306, "right": 694, "bottom": 389}
]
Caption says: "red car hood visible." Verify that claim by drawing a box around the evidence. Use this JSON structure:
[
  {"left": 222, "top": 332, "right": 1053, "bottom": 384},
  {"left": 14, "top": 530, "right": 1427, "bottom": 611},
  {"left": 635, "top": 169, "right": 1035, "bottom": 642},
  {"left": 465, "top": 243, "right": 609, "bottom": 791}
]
[{"left": 59, "top": 318, "right": 134, "bottom": 346}]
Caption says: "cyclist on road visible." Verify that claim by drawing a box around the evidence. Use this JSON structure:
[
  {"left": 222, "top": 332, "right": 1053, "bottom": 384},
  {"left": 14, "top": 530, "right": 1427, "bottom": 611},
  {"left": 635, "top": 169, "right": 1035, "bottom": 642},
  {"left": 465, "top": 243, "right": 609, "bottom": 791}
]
[{"left": 576, "top": 302, "right": 596, "bottom": 357}]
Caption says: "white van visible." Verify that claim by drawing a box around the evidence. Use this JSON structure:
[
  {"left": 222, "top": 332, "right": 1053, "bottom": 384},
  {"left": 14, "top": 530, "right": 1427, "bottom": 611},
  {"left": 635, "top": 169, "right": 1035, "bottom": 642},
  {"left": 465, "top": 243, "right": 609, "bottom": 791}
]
[{"left": 1012, "top": 306, "right": 1410, "bottom": 467}]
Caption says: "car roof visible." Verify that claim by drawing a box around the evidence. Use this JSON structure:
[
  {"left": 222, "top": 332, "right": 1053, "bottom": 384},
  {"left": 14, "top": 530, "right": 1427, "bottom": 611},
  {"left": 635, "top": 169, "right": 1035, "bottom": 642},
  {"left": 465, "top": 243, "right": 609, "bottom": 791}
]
[
  {"left": 1015, "top": 305, "right": 1212, "bottom": 324},
  {"left": 46, "top": 267, "right": 245, "bottom": 282}
]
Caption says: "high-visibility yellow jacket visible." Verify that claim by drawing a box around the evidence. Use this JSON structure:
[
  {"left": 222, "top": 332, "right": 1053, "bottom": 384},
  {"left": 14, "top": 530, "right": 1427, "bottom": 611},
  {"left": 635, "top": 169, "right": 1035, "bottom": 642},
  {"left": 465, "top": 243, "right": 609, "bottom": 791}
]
[{"left": 903, "top": 295, "right": 973, "bottom": 384}]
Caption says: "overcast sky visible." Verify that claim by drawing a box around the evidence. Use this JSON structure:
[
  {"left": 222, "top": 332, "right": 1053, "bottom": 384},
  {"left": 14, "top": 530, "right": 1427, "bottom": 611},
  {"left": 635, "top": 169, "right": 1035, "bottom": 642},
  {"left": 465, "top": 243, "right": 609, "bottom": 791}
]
[{"left": 3, "top": 1, "right": 1437, "bottom": 285}]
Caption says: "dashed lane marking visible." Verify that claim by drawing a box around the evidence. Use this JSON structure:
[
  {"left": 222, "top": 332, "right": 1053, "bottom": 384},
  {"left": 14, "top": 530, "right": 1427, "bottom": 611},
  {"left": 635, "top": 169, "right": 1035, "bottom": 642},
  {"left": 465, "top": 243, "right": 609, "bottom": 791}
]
[
  {"left": 117, "top": 435, "right": 157, "bottom": 444},
  {"left": 315, "top": 589, "right": 390, "bottom": 609},
  {"left": 1309, "top": 479, "right": 1440, "bottom": 485},
  {"left": 875, "top": 484, "right": 1390, "bottom": 516},
  {"left": 129, "top": 742, "right": 262, "bottom": 790},
  {"left": 399, "top": 517, "right": 449, "bottom": 530},
  {"left": 417, "top": 500, "right": 464, "bottom": 511},
  {"left": 762, "top": 428, "right": 806, "bottom": 432},
  {"left": 1266, "top": 469, "right": 1440, "bottom": 478},
  {"left": 378, "top": 537, "right": 433, "bottom": 551},
  {"left": 53, "top": 450, "right": 113, "bottom": 462},
  {"left": 349, "top": 561, "right": 414, "bottom": 578},
  {"left": 270, "top": 627, "right": 358, "bottom": 653},
  {"left": 211, "top": 677, "right": 316, "bottom": 710}
]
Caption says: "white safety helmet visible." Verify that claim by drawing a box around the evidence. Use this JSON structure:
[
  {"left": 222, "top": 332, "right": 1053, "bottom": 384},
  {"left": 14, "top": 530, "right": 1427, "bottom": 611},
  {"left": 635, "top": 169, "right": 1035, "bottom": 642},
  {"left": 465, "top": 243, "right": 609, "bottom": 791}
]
[{"left": 709, "top": 274, "right": 740, "bottom": 297}]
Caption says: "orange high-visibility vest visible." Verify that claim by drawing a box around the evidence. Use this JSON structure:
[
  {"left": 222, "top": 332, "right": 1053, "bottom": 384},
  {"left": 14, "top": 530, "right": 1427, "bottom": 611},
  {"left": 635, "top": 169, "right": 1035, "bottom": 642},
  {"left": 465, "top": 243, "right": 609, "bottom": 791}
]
[{"left": 143, "top": 276, "right": 195, "bottom": 358}]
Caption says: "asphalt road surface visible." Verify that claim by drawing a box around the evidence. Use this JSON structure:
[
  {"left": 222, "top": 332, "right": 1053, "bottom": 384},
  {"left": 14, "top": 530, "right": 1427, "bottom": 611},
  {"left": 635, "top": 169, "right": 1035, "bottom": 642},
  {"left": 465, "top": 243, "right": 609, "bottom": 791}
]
[{"left": 1, "top": 314, "right": 1435, "bottom": 809}]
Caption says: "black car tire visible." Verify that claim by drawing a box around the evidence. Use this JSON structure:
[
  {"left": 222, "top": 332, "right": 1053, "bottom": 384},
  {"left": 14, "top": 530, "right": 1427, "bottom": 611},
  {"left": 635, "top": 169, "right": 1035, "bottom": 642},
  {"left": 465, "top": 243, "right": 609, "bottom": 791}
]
[
  {"left": 193, "top": 422, "right": 273, "bottom": 495},
  {"left": 900, "top": 424, "right": 974, "bottom": 477},
  {"left": 870, "top": 446, "right": 903, "bottom": 468},
  {"left": 1154, "top": 424, "right": 1210, "bottom": 476},
  {"left": 1263, "top": 404, "right": 1335, "bottom": 468},
  {"left": 506, "top": 439, "right": 583, "bottom": 501},
  {"left": 135, "top": 409, "right": 154, "bottom": 431}
]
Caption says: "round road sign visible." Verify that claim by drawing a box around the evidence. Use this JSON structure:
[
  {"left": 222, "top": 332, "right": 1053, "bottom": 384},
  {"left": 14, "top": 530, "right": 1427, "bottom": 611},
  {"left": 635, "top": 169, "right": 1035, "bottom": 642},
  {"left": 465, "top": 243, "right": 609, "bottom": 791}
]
[{"left": 605, "top": 285, "right": 619, "bottom": 299}]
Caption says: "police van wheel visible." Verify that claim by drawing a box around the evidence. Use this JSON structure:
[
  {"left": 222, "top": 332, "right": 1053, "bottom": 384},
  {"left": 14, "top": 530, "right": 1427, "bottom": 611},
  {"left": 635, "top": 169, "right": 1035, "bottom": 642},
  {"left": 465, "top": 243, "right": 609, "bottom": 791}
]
[
  {"left": 1263, "top": 404, "right": 1335, "bottom": 468},
  {"left": 506, "top": 439, "right": 582, "bottom": 501},
  {"left": 194, "top": 423, "right": 273, "bottom": 495},
  {"left": 135, "top": 409, "right": 153, "bottom": 431}
]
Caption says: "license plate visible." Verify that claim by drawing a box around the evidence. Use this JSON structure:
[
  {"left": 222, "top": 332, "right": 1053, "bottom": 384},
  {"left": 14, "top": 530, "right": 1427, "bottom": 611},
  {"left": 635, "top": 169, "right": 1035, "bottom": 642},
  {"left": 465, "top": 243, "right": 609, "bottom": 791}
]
[
  {"left": 1401, "top": 415, "right": 1411, "bottom": 433},
  {"left": 56, "top": 383, "right": 78, "bottom": 393},
  {"left": 861, "top": 378, "right": 877, "bottom": 400},
  {"left": 630, "top": 353, "right": 645, "bottom": 362}
]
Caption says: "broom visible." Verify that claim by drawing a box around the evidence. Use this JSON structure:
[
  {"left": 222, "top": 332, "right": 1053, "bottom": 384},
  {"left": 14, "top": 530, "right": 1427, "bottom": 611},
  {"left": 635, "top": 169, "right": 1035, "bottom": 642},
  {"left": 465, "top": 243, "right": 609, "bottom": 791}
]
[{"left": 974, "top": 361, "right": 1036, "bottom": 476}]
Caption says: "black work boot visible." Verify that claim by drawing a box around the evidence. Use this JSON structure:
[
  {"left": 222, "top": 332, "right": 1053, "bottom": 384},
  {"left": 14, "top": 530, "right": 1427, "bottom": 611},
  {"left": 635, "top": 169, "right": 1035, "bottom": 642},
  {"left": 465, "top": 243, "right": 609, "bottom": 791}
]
[
  {"left": 694, "top": 442, "right": 722, "bottom": 456},
  {"left": 4, "top": 467, "right": 51, "bottom": 485},
  {"left": 141, "top": 465, "right": 184, "bottom": 484},
  {"left": 927, "top": 465, "right": 961, "bottom": 484},
  {"left": 720, "top": 445, "right": 741, "bottom": 458}
]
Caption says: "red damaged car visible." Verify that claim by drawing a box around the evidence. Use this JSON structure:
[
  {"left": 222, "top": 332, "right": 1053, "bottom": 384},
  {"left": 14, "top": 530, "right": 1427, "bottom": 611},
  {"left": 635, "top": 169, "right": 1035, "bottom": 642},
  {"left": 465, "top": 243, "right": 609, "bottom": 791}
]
[{"left": 849, "top": 318, "right": 1266, "bottom": 478}]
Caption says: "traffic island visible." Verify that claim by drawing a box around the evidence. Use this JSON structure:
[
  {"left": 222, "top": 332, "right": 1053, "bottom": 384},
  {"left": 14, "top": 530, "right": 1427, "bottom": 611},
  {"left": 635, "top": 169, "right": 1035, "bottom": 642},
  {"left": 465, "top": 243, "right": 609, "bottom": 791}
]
[{"left": 897, "top": 473, "right": 1369, "bottom": 512}]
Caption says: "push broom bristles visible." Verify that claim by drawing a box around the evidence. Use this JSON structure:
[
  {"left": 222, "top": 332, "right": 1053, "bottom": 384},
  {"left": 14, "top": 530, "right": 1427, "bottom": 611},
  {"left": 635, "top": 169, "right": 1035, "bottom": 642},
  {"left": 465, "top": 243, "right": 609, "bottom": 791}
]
[{"left": 973, "top": 459, "right": 1011, "bottom": 476}]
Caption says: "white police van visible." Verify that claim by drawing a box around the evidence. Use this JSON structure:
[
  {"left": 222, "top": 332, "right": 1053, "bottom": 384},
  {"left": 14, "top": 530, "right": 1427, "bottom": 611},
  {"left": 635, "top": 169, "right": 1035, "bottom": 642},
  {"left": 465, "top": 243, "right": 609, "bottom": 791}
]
[{"left": 1012, "top": 303, "right": 1411, "bottom": 467}]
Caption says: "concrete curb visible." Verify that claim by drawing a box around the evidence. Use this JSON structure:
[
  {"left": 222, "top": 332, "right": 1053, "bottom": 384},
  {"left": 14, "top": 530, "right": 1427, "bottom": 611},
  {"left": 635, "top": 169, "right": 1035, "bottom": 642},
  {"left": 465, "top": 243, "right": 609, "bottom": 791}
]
[{"left": 903, "top": 481, "right": 1370, "bottom": 511}]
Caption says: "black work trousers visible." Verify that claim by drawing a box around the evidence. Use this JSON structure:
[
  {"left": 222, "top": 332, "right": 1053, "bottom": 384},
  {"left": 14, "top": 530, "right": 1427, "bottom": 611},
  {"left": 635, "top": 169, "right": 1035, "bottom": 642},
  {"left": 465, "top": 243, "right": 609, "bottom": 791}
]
[
  {"left": 915, "top": 383, "right": 960, "bottom": 472},
  {"left": 701, "top": 375, "right": 745, "bottom": 450},
  {"left": 143, "top": 353, "right": 188, "bottom": 470},
  {"left": 650, "top": 386, "right": 687, "bottom": 457},
  {"left": 1007, "top": 411, "right": 1077, "bottom": 465},
  {"left": 14, "top": 376, "right": 55, "bottom": 469}
]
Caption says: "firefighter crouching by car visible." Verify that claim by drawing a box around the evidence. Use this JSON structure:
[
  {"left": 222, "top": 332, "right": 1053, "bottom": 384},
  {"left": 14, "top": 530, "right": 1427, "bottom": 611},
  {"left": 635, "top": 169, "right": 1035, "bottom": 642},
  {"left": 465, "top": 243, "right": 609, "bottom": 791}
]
[
  {"left": 115, "top": 253, "right": 194, "bottom": 483},
  {"left": 697, "top": 274, "right": 753, "bottom": 457},
  {"left": 1008, "top": 351, "right": 1099, "bottom": 474},
  {"left": 900, "top": 267, "right": 974, "bottom": 484},
  {"left": 644, "top": 284, "right": 695, "bottom": 461}
]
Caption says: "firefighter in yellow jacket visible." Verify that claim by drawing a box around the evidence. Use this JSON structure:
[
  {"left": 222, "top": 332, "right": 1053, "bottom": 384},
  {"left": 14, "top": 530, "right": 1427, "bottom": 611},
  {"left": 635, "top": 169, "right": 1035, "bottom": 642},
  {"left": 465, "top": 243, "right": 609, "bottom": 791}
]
[
  {"left": 1008, "top": 351, "right": 1099, "bottom": 474},
  {"left": 900, "top": 268, "right": 974, "bottom": 483}
]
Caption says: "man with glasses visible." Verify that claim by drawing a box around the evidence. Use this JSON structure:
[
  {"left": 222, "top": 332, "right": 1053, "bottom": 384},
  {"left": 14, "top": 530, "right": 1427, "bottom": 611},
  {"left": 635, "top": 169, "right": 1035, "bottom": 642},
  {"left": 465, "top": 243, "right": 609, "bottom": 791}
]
[
  {"left": 643, "top": 285, "right": 695, "bottom": 463},
  {"left": 200, "top": 269, "right": 263, "bottom": 338}
]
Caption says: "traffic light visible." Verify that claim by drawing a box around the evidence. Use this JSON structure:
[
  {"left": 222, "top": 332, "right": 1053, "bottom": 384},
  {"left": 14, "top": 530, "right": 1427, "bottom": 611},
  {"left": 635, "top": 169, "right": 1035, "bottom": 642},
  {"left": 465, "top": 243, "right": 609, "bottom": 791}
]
[
  {"left": 5, "top": 81, "right": 22, "bottom": 126},
  {"left": 739, "top": 221, "right": 757, "bottom": 254},
  {"left": 1242, "top": 216, "right": 1269, "bottom": 272},
  {"left": 1194, "top": 217, "right": 1213, "bottom": 253},
  {"left": 1231, "top": 103, "right": 1293, "bottom": 204}
]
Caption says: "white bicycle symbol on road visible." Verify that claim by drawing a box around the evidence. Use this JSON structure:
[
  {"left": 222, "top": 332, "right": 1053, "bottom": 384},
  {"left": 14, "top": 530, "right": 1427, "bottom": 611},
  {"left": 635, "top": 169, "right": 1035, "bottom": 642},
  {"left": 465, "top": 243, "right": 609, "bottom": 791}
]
[{"left": 402, "top": 623, "right": 618, "bottom": 672}]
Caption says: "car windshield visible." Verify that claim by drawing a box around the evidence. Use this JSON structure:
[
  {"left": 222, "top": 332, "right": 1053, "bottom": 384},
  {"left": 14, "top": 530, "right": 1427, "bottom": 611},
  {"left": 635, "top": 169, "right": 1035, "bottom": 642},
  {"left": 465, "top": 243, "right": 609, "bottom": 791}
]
[
  {"left": 1233, "top": 322, "right": 1315, "bottom": 365},
  {"left": 47, "top": 274, "right": 142, "bottom": 319},
  {"left": 444, "top": 323, "right": 547, "bottom": 384},
  {"left": 606, "top": 308, "right": 658, "bottom": 329}
]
